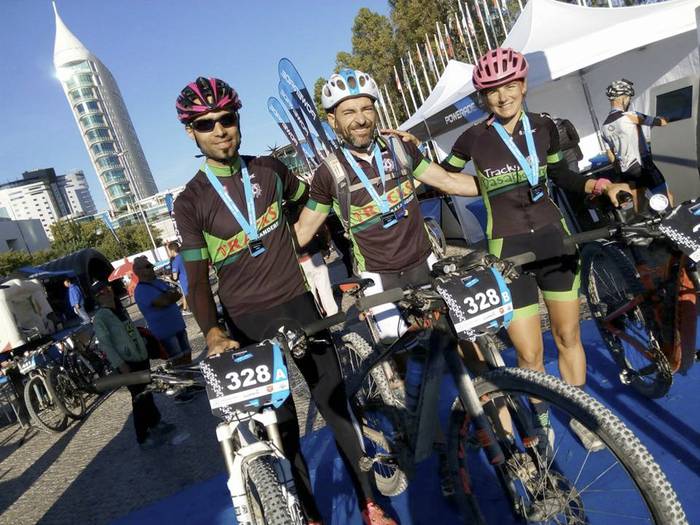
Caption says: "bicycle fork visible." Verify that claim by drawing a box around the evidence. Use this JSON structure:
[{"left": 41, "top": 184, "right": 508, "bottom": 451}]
[
  {"left": 443, "top": 348, "right": 505, "bottom": 466},
  {"left": 216, "top": 411, "right": 304, "bottom": 525}
]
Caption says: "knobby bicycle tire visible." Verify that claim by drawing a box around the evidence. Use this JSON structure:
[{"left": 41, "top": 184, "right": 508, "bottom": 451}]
[
  {"left": 581, "top": 242, "right": 672, "bottom": 398},
  {"left": 47, "top": 367, "right": 86, "bottom": 420},
  {"left": 340, "top": 331, "right": 397, "bottom": 407},
  {"left": 245, "top": 455, "right": 300, "bottom": 525},
  {"left": 449, "top": 367, "right": 686, "bottom": 524},
  {"left": 425, "top": 216, "right": 447, "bottom": 259},
  {"left": 24, "top": 375, "right": 67, "bottom": 433},
  {"left": 361, "top": 408, "right": 410, "bottom": 497}
]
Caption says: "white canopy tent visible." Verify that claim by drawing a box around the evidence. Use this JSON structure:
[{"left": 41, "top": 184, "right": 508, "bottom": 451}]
[
  {"left": 401, "top": 60, "right": 475, "bottom": 132},
  {"left": 401, "top": 0, "right": 700, "bottom": 166}
]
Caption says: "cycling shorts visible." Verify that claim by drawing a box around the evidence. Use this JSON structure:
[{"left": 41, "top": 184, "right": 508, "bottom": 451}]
[{"left": 489, "top": 222, "right": 580, "bottom": 320}]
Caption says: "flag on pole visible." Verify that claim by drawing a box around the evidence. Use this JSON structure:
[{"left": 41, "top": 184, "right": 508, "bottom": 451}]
[
  {"left": 425, "top": 34, "right": 440, "bottom": 81},
  {"left": 464, "top": 2, "right": 482, "bottom": 56},
  {"left": 481, "top": 0, "right": 499, "bottom": 45},
  {"left": 393, "top": 65, "right": 411, "bottom": 116},
  {"left": 436, "top": 21, "right": 449, "bottom": 65},
  {"left": 100, "top": 212, "right": 119, "bottom": 242},
  {"left": 382, "top": 84, "right": 399, "bottom": 128},
  {"left": 492, "top": 0, "right": 508, "bottom": 37},
  {"left": 474, "top": 0, "right": 493, "bottom": 49},
  {"left": 416, "top": 42, "right": 433, "bottom": 91},
  {"left": 443, "top": 23, "right": 455, "bottom": 60},
  {"left": 455, "top": 10, "right": 476, "bottom": 63},
  {"left": 408, "top": 52, "right": 425, "bottom": 103},
  {"left": 400, "top": 56, "right": 418, "bottom": 113}
]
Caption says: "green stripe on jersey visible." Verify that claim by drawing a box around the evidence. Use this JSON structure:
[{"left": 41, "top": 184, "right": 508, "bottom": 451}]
[
  {"left": 547, "top": 151, "right": 563, "bottom": 163},
  {"left": 445, "top": 154, "right": 467, "bottom": 169},
  {"left": 182, "top": 247, "right": 209, "bottom": 261},
  {"left": 413, "top": 158, "right": 431, "bottom": 178},
  {"left": 305, "top": 199, "right": 331, "bottom": 214},
  {"left": 290, "top": 181, "right": 307, "bottom": 202}
]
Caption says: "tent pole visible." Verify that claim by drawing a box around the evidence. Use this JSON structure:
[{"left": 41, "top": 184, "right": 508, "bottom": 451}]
[{"left": 579, "top": 70, "right": 606, "bottom": 151}]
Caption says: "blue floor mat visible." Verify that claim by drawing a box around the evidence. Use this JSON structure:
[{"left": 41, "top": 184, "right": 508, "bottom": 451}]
[{"left": 113, "top": 319, "right": 700, "bottom": 524}]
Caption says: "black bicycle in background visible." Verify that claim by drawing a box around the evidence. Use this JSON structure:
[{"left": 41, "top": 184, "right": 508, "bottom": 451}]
[{"left": 340, "top": 249, "right": 687, "bottom": 524}]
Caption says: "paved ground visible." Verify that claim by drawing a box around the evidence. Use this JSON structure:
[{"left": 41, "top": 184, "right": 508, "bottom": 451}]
[
  {"left": 0, "top": 303, "right": 330, "bottom": 525},
  {"left": 0, "top": 246, "right": 584, "bottom": 525}
]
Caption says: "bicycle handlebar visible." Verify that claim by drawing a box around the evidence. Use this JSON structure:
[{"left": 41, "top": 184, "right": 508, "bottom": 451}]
[
  {"left": 357, "top": 288, "right": 405, "bottom": 311},
  {"left": 302, "top": 311, "right": 347, "bottom": 337},
  {"left": 94, "top": 370, "right": 152, "bottom": 392},
  {"left": 563, "top": 227, "right": 615, "bottom": 249}
]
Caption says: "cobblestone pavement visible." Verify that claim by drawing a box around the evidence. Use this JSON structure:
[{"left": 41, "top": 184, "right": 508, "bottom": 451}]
[{"left": 0, "top": 246, "right": 589, "bottom": 525}]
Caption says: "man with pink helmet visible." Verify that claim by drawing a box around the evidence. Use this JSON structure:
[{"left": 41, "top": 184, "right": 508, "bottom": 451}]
[
  {"left": 438, "top": 48, "right": 632, "bottom": 452},
  {"left": 172, "top": 76, "right": 392, "bottom": 524}
]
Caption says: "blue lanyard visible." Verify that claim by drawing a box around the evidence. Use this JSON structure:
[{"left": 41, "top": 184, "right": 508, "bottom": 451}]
[
  {"left": 492, "top": 113, "right": 540, "bottom": 187},
  {"left": 204, "top": 159, "right": 260, "bottom": 241},
  {"left": 341, "top": 145, "right": 391, "bottom": 214}
]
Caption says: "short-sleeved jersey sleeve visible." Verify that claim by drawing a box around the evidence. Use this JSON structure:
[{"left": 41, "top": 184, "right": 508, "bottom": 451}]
[
  {"left": 306, "top": 165, "right": 335, "bottom": 214},
  {"left": 173, "top": 190, "right": 209, "bottom": 263},
  {"left": 403, "top": 140, "right": 431, "bottom": 179},
  {"left": 272, "top": 157, "right": 307, "bottom": 203},
  {"left": 441, "top": 129, "right": 475, "bottom": 172}
]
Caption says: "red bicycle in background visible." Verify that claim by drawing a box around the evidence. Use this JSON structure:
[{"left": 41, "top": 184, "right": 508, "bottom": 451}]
[{"left": 571, "top": 193, "right": 698, "bottom": 398}]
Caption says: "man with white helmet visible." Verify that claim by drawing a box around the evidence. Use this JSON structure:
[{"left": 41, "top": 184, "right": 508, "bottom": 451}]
[
  {"left": 295, "top": 68, "right": 478, "bottom": 342},
  {"left": 602, "top": 78, "right": 669, "bottom": 204}
]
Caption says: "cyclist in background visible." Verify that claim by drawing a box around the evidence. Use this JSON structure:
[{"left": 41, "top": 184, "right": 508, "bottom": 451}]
[
  {"left": 430, "top": 48, "right": 632, "bottom": 452},
  {"left": 172, "top": 77, "right": 394, "bottom": 525},
  {"left": 602, "top": 78, "right": 670, "bottom": 207}
]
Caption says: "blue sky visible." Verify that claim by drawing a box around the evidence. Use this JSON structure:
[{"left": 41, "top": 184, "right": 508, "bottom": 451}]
[{"left": 0, "top": 0, "right": 390, "bottom": 211}]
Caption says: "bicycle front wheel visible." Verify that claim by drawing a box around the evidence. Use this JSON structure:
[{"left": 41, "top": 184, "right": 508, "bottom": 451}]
[
  {"left": 449, "top": 367, "right": 686, "bottom": 524},
  {"left": 24, "top": 375, "right": 67, "bottom": 433},
  {"left": 47, "top": 367, "right": 86, "bottom": 420},
  {"left": 581, "top": 242, "right": 672, "bottom": 398},
  {"left": 339, "top": 331, "right": 398, "bottom": 407},
  {"left": 245, "top": 455, "right": 300, "bottom": 525}
]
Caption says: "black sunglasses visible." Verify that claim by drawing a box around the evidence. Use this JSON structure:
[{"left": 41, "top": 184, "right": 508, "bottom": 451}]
[{"left": 190, "top": 113, "right": 238, "bottom": 133}]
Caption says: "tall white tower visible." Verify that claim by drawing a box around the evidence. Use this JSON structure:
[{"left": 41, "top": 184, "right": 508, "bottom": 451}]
[{"left": 52, "top": 3, "right": 158, "bottom": 214}]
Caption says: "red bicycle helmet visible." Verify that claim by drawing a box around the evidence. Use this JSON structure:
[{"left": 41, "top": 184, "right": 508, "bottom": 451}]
[
  {"left": 176, "top": 77, "right": 242, "bottom": 124},
  {"left": 472, "top": 48, "right": 528, "bottom": 91}
]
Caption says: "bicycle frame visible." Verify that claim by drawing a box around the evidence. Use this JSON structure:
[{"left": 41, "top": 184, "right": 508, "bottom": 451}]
[
  {"left": 351, "top": 309, "right": 511, "bottom": 471},
  {"left": 598, "top": 243, "right": 697, "bottom": 373}
]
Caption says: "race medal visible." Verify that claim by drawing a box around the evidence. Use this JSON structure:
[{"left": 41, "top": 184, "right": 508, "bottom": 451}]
[
  {"left": 381, "top": 211, "right": 398, "bottom": 229},
  {"left": 248, "top": 239, "right": 266, "bottom": 257},
  {"left": 529, "top": 184, "right": 545, "bottom": 203}
]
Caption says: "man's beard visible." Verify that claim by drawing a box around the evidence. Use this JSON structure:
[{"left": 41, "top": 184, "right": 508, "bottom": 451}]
[{"left": 341, "top": 125, "right": 377, "bottom": 152}]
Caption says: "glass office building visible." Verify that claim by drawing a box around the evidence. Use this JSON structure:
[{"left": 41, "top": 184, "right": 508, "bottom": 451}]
[{"left": 52, "top": 4, "right": 158, "bottom": 213}]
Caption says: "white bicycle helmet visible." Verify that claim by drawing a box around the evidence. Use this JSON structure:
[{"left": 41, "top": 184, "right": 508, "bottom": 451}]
[{"left": 321, "top": 68, "right": 379, "bottom": 111}]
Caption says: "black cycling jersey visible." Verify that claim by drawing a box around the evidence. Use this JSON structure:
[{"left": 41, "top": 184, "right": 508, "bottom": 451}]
[{"left": 441, "top": 112, "right": 586, "bottom": 241}]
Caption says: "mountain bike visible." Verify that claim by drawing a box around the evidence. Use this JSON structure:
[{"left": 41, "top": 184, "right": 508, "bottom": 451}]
[
  {"left": 94, "top": 312, "right": 344, "bottom": 525},
  {"left": 19, "top": 342, "right": 85, "bottom": 432},
  {"left": 55, "top": 329, "right": 112, "bottom": 394},
  {"left": 341, "top": 249, "right": 687, "bottom": 524},
  {"left": 574, "top": 193, "right": 698, "bottom": 398}
]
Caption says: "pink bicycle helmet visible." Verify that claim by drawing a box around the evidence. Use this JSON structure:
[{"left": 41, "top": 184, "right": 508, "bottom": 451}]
[
  {"left": 472, "top": 48, "right": 528, "bottom": 91},
  {"left": 176, "top": 77, "right": 242, "bottom": 124}
]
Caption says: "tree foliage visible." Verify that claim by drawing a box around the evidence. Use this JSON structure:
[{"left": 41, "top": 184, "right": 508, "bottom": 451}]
[
  {"left": 0, "top": 218, "right": 163, "bottom": 278},
  {"left": 312, "top": 0, "right": 516, "bottom": 126}
]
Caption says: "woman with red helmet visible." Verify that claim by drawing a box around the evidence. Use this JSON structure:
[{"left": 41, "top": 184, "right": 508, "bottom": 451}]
[
  {"left": 447, "top": 48, "right": 635, "bottom": 452},
  {"left": 390, "top": 48, "right": 631, "bottom": 452}
]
